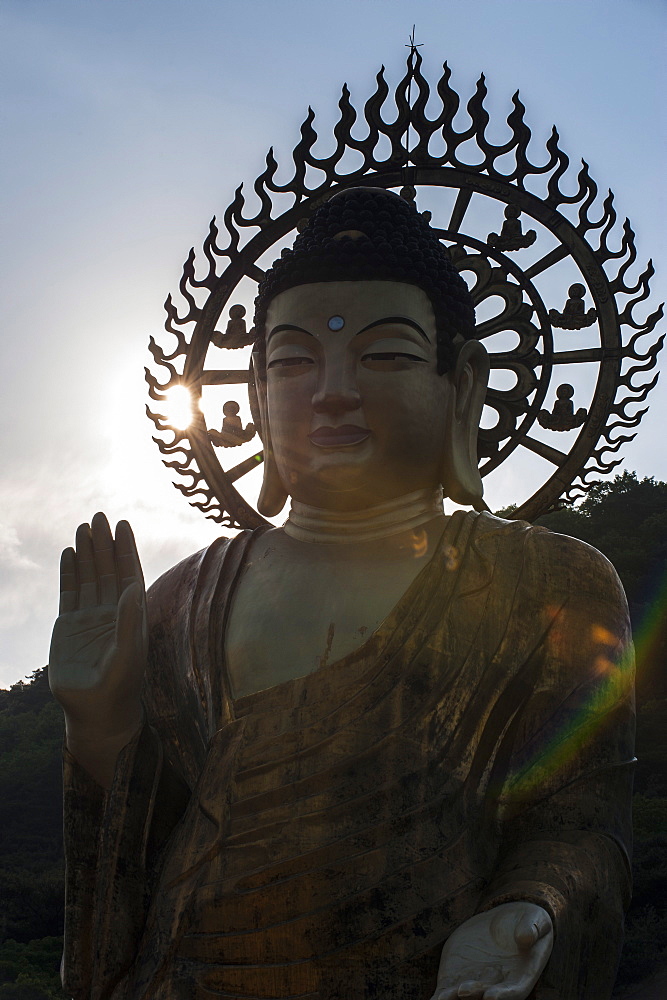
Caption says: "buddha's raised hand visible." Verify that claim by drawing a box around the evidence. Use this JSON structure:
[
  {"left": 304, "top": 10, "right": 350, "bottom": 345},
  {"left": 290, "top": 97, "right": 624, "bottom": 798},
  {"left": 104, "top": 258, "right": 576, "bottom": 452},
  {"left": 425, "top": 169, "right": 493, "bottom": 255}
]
[
  {"left": 431, "top": 902, "right": 553, "bottom": 1000},
  {"left": 49, "top": 512, "right": 147, "bottom": 788}
]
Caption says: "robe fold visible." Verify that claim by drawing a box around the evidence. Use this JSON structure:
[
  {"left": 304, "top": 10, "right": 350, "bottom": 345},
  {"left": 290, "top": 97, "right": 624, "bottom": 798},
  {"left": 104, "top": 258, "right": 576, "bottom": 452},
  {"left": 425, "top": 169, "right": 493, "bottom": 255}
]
[{"left": 61, "top": 511, "right": 635, "bottom": 1000}]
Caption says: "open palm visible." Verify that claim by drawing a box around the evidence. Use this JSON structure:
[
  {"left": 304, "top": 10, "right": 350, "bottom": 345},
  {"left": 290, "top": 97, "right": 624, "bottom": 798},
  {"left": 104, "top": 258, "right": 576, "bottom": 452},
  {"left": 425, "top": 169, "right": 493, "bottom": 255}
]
[
  {"left": 49, "top": 512, "right": 146, "bottom": 742},
  {"left": 432, "top": 902, "right": 553, "bottom": 1000}
]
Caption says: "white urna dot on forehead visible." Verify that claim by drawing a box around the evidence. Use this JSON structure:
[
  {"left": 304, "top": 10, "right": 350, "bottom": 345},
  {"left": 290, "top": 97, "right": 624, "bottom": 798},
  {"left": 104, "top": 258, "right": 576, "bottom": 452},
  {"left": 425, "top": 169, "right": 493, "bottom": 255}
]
[{"left": 328, "top": 315, "right": 345, "bottom": 331}]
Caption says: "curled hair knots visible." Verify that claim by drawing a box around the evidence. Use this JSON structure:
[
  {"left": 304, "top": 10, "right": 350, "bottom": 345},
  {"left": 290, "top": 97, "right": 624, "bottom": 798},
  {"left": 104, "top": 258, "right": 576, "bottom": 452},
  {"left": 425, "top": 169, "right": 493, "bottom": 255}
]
[{"left": 253, "top": 187, "right": 476, "bottom": 373}]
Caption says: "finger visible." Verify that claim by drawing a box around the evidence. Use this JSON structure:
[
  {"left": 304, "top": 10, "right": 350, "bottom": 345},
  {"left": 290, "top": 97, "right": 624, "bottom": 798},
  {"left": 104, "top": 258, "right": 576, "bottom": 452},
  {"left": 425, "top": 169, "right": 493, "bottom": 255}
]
[
  {"left": 92, "top": 512, "right": 118, "bottom": 605},
  {"left": 75, "top": 522, "right": 97, "bottom": 608},
  {"left": 514, "top": 916, "right": 537, "bottom": 949},
  {"left": 515, "top": 909, "right": 552, "bottom": 950},
  {"left": 458, "top": 983, "right": 486, "bottom": 998},
  {"left": 59, "top": 547, "right": 78, "bottom": 614},
  {"left": 534, "top": 908, "right": 552, "bottom": 939},
  {"left": 115, "top": 520, "right": 144, "bottom": 595},
  {"left": 483, "top": 986, "right": 527, "bottom": 1000},
  {"left": 116, "top": 580, "right": 146, "bottom": 656}
]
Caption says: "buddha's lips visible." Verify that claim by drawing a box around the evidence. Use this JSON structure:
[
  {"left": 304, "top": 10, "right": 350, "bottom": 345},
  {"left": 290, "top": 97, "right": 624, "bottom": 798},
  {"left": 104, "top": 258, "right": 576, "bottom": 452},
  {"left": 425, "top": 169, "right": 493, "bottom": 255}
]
[{"left": 309, "top": 425, "right": 370, "bottom": 447}]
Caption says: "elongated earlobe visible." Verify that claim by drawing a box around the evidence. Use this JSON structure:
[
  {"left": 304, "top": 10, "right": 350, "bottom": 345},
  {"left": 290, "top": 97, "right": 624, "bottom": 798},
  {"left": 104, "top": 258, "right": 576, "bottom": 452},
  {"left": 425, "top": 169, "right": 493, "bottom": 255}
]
[
  {"left": 441, "top": 339, "right": 490, "bottom": 509},
  {"left": 250, "top": 351, "right": 288, "bottom": 517},
  {"left": 257, "top": 435, "right": 289, "bottom": 516}
]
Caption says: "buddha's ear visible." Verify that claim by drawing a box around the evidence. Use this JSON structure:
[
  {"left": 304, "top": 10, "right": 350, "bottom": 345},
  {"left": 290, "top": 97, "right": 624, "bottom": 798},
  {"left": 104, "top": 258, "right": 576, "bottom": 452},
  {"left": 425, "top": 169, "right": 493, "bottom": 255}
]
[
  {"left": 250, "top": 348, "right": 288, "bottom": 517},
  {"left": 441, "top": 339, "right": 490, "bottom": 510}
]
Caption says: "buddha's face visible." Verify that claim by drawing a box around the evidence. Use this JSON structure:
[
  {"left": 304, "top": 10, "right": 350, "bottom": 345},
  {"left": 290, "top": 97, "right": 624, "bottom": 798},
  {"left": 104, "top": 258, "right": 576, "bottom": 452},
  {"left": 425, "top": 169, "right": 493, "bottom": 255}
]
[{"left": 262, "top": 281, "right": 454, "bottom": 511}]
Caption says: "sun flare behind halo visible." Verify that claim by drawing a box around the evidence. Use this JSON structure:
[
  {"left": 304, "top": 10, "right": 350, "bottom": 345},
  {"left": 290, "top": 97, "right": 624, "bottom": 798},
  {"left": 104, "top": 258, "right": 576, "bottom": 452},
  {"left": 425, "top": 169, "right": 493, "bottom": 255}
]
[{"left": 163, "top": 385, "right": 196, "bottom": 429}]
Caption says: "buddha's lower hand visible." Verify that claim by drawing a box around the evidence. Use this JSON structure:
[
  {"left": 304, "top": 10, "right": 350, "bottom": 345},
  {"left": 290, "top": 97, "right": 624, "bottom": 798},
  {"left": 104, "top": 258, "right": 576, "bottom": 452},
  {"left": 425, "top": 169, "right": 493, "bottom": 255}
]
[
  {"left": 430, "top": 901, "right": 553, "bottom": 1000},
  {"left": 49, "top": 512, "right": 147, "bottom": 789}
]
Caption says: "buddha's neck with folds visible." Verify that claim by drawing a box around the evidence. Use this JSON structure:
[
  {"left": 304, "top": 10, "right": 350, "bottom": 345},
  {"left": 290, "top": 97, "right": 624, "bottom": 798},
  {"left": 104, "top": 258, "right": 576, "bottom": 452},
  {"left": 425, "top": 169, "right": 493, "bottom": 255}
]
[{"left": 284, "top": 487, "right": 445, "bottom": 545}]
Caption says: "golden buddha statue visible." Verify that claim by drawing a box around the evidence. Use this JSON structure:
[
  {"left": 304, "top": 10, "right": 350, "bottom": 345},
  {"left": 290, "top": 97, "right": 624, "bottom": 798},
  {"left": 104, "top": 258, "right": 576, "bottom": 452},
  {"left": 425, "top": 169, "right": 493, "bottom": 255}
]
[{"left": 49, "top": 189, "right": 635, "bottom": 1000}]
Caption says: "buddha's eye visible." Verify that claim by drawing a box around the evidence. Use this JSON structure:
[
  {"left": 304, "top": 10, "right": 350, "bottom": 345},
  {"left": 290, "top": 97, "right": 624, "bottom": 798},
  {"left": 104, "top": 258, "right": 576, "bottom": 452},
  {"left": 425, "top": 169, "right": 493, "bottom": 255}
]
[
  {"left": 267, "top": 356, "right": 315, "bottom": 371},
  {"left": 363, "top": 351, "right": 427, "bottom": 362},
  {"left": 361, "top": 351, "right": 429, "bottom": 370}
]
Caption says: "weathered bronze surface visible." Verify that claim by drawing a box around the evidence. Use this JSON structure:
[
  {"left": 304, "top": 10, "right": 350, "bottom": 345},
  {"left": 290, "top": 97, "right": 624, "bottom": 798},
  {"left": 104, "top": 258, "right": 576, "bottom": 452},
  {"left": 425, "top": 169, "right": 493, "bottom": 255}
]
[
  {"left": 60, "top": 513, "right": 634, "bottom": 999},
  {"left": 50, "top": 49, "right": 660, "bottom": 1000}
]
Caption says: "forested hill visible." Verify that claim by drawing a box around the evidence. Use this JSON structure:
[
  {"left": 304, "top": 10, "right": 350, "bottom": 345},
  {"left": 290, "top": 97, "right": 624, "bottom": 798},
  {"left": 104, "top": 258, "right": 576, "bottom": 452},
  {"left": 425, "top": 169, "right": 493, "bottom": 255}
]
[
  {"left": 535, "top": 471, "right": 667, "bottom": 708},
  {"left": 0, "top": 670, "right": 66, "bottom": 997},
  {"left": 0, "top": 472, "right": 665, "bottom": 998}
]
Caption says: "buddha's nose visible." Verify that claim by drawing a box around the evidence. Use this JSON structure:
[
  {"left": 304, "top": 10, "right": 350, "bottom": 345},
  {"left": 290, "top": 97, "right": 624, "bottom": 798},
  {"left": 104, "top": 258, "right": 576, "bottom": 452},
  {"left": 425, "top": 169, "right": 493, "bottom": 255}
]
[{"left": 312, "top": 363, "right": 362, "bottom": 416}]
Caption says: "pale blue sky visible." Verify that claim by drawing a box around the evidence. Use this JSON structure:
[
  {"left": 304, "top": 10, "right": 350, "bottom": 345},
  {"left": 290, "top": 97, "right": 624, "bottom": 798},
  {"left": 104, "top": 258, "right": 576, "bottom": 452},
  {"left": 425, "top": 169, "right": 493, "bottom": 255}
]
[{"left": 1, "top": 0, "right": 665, "bottom": 686}]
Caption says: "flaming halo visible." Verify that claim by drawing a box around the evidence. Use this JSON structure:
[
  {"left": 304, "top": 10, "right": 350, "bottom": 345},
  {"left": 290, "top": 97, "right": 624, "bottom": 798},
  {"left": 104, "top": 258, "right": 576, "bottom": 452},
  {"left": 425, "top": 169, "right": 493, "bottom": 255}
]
[{"left": 146, "top": 51, "right": 663, "bottom": 529}]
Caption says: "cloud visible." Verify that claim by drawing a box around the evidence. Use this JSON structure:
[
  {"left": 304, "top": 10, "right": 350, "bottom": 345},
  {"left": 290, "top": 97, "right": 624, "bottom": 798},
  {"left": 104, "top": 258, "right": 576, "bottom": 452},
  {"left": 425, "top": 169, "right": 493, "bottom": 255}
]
[
  {"left": 0, "top": 522, "right": 41, "bottom": 631},
  {"left": 0, "top": 522, "right": 39, "bottom": 572}
]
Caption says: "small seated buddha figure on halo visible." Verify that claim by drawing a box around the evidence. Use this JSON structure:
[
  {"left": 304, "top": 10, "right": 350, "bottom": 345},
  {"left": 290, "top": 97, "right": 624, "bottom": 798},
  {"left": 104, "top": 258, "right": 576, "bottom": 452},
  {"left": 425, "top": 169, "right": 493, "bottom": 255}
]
[
  {"left": 49, "top": 188, "right": 634, "bottom": 1000},
  {"left": 538, "top": 383, "right": 588, "bottom": 432},
  {"left": 549, "top": 283, "right": 597, "bottom": 330},
  {"left": 208, "top": 399, "right": 256, "bottom": 448},
  {"left": 211, "top": 302, "right": 257, "bottom": 349},
  {"left": 487, "top": 204, "right": 537, "bottom": 251}
]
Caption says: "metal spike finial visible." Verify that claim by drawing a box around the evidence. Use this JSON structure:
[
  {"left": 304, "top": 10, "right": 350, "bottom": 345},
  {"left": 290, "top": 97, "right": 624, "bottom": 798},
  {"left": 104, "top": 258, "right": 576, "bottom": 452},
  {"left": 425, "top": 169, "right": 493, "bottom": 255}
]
[
  {"left": 405, "top": 25, "right": 423, "bottom": 56},
  {"left": 404, "top": 26, "right": 423, "bottom": 172}
]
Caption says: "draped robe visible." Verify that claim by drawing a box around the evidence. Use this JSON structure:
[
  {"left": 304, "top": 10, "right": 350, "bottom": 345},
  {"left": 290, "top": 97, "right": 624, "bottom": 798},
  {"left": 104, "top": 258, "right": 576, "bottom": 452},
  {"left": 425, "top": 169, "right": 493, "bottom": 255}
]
[{"left": 61, "top": 511, "right": 635, "bottom": 1000}]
